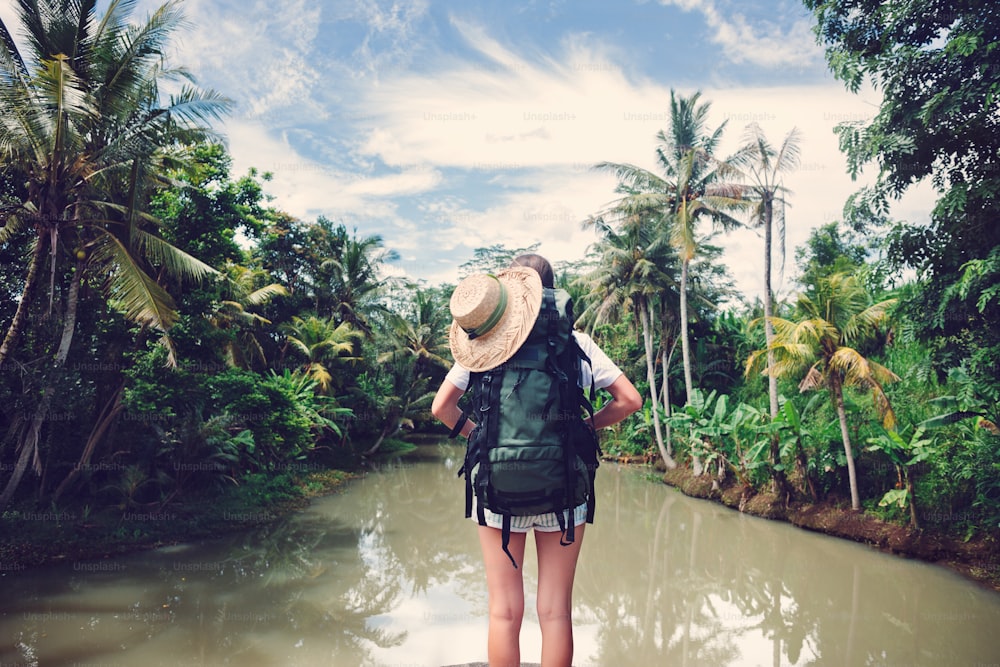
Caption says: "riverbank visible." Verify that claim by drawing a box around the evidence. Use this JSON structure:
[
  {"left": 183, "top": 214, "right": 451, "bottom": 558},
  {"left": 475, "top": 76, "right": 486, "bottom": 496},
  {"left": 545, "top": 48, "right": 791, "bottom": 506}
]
[
  {"left": 0, "top": 469, "right": 352, "bottom": 572},
  {"left": 660, "top": 466, "right": 1000, "bottom": 593}
]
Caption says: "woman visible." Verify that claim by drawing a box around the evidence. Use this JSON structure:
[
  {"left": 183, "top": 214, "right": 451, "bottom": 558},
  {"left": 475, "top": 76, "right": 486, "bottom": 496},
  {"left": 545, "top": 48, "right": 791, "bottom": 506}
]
[{"left": 432, "top": 254, "right": 642, "bottom": 667}]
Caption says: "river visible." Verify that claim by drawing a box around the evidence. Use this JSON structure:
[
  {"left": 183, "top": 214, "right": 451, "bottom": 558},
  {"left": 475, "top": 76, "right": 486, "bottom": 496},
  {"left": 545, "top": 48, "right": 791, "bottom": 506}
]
[{"left": 1, "top": 441, "right": 999, "bottom": 666}]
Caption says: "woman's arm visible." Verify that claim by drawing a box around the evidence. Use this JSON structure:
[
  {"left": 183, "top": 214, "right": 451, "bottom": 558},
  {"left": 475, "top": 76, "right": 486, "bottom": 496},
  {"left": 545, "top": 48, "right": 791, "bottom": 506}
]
[
  {"left": 431, "top": 379, "right": 475, "bottom": 438},
  {"left": 590, "top": 374, "right": 643, "bottom": 431}
]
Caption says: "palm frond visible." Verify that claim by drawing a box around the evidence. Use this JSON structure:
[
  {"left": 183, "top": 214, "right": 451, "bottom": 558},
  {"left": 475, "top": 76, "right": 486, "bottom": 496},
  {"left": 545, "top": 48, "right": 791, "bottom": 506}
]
[
  {"left": 89, "top": 229, "right": 178, "bottom": 330},
  {"left": 0, "top": 13, "right": 30, "bottom": 86},
  {"left": 132, "top": 228, "right": 217, "bottom": 282},
  {"left": 0, "top": 213, "right": 28, "bottom": 244},
  {"left": 244, "top": 283, "right": 288, "bottom": 306},
  {"left": 843, "top": 297, "right": 897, "bottom": 343},
  {"left": 594, "top": 161, "right": 669, "bottom": 194},
  {"left": 165, "top": 84, "right": 232, "bottom": 126},
  {"left": 798, "top": 364, "right": 827, "bottom": 392}
]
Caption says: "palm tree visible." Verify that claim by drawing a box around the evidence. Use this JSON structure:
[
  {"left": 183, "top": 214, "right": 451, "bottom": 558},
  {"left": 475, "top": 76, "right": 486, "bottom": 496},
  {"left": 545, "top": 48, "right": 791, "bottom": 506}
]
[
  {"left": 746, "top": 272, "right": 899, "bottom": 510},
  {"left": 731, "top": 123, "right": 802, "bottom": 495},
  {"left": 596, "top": 90, "right": 745, "bottom": 408},
  {"left": 731, "top": 123, "right": 803, "bottom": 419},
  {"left": 576, "top": 213, "right": 678, "bottom": 468},
  {"left": 0, "top": 0, "right": 229, "bottom": 509},
  {"left": 0, "top": 0, "right": 229, "bottom": 365},
  {"left": 376, "top": 288, "right": 451, "bottom": 379},
  {"left": 316, "top": 228, "right": 398, "bottom": 335},
  {"left": 283, "top": 315, "right": 362, "bottom": 394},
  {"left": 210, "top": 263, "right": 288, "bottom": 370},
  {"left": 358, "top": 357, "right": 436, "bottom": 457}
]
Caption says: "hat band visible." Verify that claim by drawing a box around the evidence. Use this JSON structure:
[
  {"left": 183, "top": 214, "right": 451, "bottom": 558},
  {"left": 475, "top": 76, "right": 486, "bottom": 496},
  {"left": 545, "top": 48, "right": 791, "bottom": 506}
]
[{"left": 463, "top": 275, "right": 507, "bottom": 340}]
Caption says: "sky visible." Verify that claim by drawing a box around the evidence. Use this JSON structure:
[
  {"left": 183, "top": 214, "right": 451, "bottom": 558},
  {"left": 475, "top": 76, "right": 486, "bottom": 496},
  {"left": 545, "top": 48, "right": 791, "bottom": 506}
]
[{"left": 2, "top": 0, "right": 936, "bottom": 302}]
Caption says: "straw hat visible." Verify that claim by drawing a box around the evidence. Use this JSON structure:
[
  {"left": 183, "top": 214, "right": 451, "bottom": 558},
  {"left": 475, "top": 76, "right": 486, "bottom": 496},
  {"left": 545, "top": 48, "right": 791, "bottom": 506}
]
[{"left": 448, "top": 267, "right": 542, "bottom": 372}]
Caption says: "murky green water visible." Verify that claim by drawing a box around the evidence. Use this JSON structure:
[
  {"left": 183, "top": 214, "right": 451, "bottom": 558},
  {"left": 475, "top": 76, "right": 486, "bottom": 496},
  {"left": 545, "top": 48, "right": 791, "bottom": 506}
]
[{"left": 2, "top": 442, "right": 999, "bottom": 666}]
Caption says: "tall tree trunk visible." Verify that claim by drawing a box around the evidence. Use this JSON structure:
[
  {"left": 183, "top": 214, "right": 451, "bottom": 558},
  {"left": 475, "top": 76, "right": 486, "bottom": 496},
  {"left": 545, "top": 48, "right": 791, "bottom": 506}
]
[
  {"left": 641, "top": 302, "right": 674, "bottom": 469},
  {"left": 679, "top": 259, "right": 702, "bottom": 475},
  {"left": 795, "top": 441, "right": 818, "bottom": 501},
  {"left": 0, "top": 261, "right": 82, "bottom": 509},
  {"left": 762, "top": 200, "right": 791, "bottom": 498},
  {"left": 0, "top": 233, "right": 47, "bottom": 368},
  {"left": 830, "top": 372, "right": 861, "bottom": 511},
  {"left": 906, "top": 472, "right": 920, "bottom": 530},
  {"left": 763, "top": 198, "right": 779, "bottom": 419},
  {"left": 679, "top": 259, "right": 693, "bottom": 403},
  {"left": 660, "top": 341, "right": 678, "bottom": 459}
]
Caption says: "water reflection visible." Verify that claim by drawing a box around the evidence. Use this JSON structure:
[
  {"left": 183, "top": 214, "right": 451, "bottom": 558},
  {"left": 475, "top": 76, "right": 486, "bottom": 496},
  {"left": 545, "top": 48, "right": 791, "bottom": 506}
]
[{"left": 1, "top": 442, "right": 999, "bottom": 666}]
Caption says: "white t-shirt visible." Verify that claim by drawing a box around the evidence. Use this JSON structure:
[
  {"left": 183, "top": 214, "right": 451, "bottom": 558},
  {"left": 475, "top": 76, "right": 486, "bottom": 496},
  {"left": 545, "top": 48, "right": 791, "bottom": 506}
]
[{"left": 444, "top": 331, "right": 623, "bottom": 391}]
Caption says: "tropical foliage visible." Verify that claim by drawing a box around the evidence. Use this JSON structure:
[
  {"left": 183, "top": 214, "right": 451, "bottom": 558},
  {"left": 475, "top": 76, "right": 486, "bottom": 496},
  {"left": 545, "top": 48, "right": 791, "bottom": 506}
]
[{"left": 0, "top": 0, "right": 998, "bottom": 551}]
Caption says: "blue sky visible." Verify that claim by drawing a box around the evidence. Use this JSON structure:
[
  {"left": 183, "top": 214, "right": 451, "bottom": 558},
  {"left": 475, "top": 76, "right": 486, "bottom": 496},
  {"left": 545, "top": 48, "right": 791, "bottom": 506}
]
[{"left": 1, "top": 0, "right": 934, "bottom": 300}]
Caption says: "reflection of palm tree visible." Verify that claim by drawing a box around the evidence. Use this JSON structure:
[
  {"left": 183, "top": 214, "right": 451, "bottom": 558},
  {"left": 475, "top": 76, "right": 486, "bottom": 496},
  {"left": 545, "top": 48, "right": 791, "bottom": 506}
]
[
  {"left": 349, "top": 447, "right": 486, "bottom": 599},
  {"left": 173, "top": 516, "right": 406, "bottom": 662}
]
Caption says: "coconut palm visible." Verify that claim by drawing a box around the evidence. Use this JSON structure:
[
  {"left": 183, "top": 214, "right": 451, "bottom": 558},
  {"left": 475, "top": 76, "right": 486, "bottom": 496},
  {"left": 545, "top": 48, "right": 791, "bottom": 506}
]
[
  {"left": 577, "top": 213, "right": 678, "bottom": 468},
  {"left": 283, "top": 315, "right": 362, "bottom": 394},
  {"left": 376, "top": 288, "right": 451, "bottom": 379},
  {"left": 0, "top": 0, "right": 229, "bottom": 366},
  {"left": 731, "top": 123, "right": 802, "bottom": 494},
  {"left": 731, "top": 123, "right": 803, "bottom": 419},
  {"left": 316, "top": 229, "right": 398, "bottom": 335},
  {"left": 0, "top": 0, "right": 228, "bottom": 509},
  {"left": 746, "top": 272, "right": 899, "bottom": 510},
  {"left": 210, "top": 263, "right": 288, "bottom": 370},
  {"left": 596, "top": 90, "right": 745, "bottom": 408}
]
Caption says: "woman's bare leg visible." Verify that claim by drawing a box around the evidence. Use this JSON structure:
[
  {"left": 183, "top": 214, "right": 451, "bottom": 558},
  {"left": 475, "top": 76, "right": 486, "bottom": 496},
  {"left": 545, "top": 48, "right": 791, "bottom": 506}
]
[
  {"left": 534, "top": 525, "right": 584, "bottom": 667},
  {"left": 478, "top": 526, "right": 528, "bottom": 667}
]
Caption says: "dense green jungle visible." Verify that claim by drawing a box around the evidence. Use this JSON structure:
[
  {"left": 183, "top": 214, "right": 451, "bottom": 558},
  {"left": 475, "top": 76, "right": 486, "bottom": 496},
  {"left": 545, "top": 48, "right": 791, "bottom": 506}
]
[{"left": 1, "top": 1, "right": 998, "bottom": 586}]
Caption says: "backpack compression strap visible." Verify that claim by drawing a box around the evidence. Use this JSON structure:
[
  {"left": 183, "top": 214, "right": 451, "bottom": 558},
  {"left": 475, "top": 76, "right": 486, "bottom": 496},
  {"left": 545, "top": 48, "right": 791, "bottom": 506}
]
[
  {"left": 540, "top": 289, "right": 578, "bottom": 548},
  {"left": 573, "top": 338, "right": 600, "bottom": 524}
]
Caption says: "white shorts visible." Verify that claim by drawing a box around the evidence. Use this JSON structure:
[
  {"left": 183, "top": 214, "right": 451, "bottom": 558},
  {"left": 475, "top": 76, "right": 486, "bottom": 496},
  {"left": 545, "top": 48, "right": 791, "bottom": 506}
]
[{"left": 473, "top": 501, "right": 588, "bottom": 533}]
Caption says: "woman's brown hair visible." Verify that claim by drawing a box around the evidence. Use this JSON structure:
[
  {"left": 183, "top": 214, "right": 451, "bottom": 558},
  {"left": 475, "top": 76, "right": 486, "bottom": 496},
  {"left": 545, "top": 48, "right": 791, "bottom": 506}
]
[{"left": 510, "top": 253, "right": 554, "bottom": 289}]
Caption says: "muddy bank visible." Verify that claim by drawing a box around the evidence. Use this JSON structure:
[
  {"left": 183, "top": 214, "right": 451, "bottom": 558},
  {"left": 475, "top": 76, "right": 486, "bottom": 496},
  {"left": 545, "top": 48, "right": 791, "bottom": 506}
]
[{"left": 661, "top": 467, "right": 1000, "bottom": 593}]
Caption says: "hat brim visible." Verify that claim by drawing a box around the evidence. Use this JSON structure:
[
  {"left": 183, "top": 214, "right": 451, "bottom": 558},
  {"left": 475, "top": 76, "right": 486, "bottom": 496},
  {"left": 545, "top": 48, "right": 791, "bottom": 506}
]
[{"left": 449, "top": 267, "right": 542, "bottom": 372}]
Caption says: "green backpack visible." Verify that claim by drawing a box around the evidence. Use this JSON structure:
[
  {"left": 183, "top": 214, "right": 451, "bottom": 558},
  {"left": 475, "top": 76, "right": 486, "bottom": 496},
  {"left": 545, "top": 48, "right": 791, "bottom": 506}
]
[{"left": 451, "top": 287, "right": 600, "bottom": 567}]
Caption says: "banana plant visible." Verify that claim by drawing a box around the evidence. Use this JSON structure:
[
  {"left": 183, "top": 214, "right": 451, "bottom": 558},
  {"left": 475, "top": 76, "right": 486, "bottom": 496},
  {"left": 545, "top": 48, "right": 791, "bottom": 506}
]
[
  {"left": 667, "top": 389, "right": 731, "bottom": 474},
  {"left": 668, "top": 389, "right": 785, "bottom": 488},
  {"left": 771, "top": 397, "right": 827, "bottom": 501},
  {"left": 865, "top": 425, "right": 938, "bottom": 529},
  {"left": 726, "top": 402, "right": 772, "bottom": 488},
  {"left": 919, "top": 368, "right": 999, "bottom": 434}
]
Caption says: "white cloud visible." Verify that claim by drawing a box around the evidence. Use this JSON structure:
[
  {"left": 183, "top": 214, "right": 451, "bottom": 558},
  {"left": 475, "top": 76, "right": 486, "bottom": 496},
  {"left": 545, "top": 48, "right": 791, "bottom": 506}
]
[
  {"left": 659, "top": 0, "right": 822, "bottom": 68},
  {"left": 344, "top": 19, "right": 935, "bottom": 295},
  {"left": 127, "top": 4, "right": 935, "bottom": 297},
  {"left": 342, "top": 166, "right": 443, "bottom": 197},
  {"left": 167, "top": 0, "right": 325, "bottom": 123},
  {"left": 345, "top": 0, "right": 431, "bottom": 79},
  {"left": 224, "top": 120, "right": 439, "bottom": 220}
]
